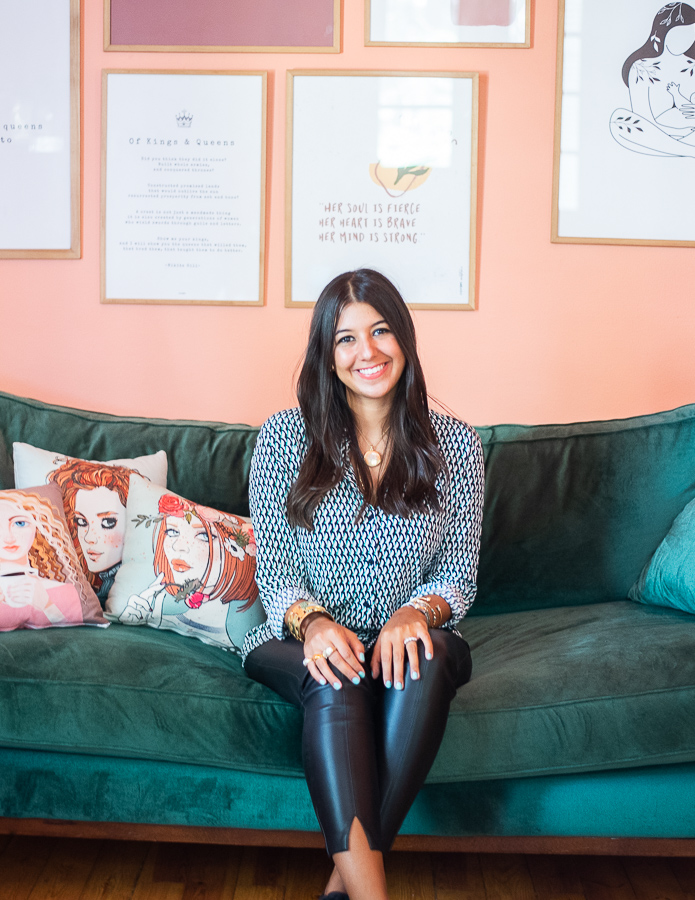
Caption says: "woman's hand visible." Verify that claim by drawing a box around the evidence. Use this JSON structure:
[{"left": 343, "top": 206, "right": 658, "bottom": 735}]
[
  {"left": 371, "top": 606, "right": 433, "bottom": 690},
  {"left": 302, "top": 615, "right": 366, "bottom": 690}
]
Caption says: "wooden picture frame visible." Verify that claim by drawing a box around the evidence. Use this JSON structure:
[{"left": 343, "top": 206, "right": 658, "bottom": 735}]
[
  {"left": 101, "top": 70, "right": 267, "bottom": 306},
  {"left": 0, "top": 0, "right": 80, "bottom": 258},
  {"left": 286, "top": 70, "right": 479, "bottom": 310},
  {"left": 553, "top": 0, "right": 695, "bottom": 246},
  {"left": 105, "top": 0, "right": 341, "bottom": 53},
  {"left": 365, "top": 0, "right": 530, "bottom": 48}
]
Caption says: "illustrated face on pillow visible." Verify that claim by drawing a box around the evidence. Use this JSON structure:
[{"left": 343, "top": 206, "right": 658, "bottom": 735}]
[
  {"left": 108, "top": 476, "right": 264, "bottom": 654},
  {"left": 0, "top": 485, "right": 107, "bottom": 631},
  {"left": 48, "top": 460, "right": 132, "bottom": 601},
  {"left": 151, "top": 494, "right": 258, "bottom": 613}
]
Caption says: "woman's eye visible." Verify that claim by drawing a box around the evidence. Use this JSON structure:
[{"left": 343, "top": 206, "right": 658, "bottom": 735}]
[
  {"left": 14, "top": 519, "right": 30, "bottom": 528},
  {"left": 336, "top": 335, "right": 352, "bottom": 344},
  {"left": 195, "top": 532, "right": 211, "bottom": 543},
  {"left": 164, "top": 528, "right": 180, "bottom": 538},
  {"left": 373, "top": 327, "right": 390, "bottom": 336},
  {"left": 101, "top": 517, "right": 118, "bottom": 530},
  {"left": 75, "top": 516, "right": 88, "bottom": 529}
]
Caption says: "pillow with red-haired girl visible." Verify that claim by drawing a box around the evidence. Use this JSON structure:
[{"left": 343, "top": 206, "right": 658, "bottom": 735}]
[
  {"left": 0, "top": 483, "right": 107, "bottom": 631},
  {"left": 107, "top": 475, "right": 264, "bottom": 654},
  {"left": 13, "top": 443, "right": 168, "bottom": 605}
]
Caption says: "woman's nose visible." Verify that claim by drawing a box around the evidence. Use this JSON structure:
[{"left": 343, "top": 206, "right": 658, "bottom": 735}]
[{"left": 83, "top": 525, "right": 98, "bottom": 545}]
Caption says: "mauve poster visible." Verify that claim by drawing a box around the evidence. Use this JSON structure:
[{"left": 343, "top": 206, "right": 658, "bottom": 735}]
[{"left": 110, "top": 0, "right": 336, "bottom": 48}]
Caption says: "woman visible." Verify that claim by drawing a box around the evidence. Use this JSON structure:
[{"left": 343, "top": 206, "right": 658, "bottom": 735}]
[
  {"left": 243, "top": 269, "right": 484, "bottom": 900},
  {"left": 49, "top": 460, "right": 131, "bottom": 604},
  {"left": 0, "top": 491, "right": 86, "bottom": 628},
  {"left": 610, "top": 3, "right": 695, "bottom": 156},
  {"left": 118, "top": 493, "right": 259, "bottom": 651}
]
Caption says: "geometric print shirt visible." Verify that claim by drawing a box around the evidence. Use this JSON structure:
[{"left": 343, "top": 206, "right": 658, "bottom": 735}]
[{"left": 241, "top": 406, "right": 485, "bottom": 662}]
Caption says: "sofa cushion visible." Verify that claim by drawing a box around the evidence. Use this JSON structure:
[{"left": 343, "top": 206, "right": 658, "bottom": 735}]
[
  {"left": 0, "top": 484, "right": 108, "bottom": 631},
  {"left": 107, "top": 475, "right": 264, "bottom": 654},
  {"left": 474, "top": 403, "right": 695, "bottom": 614},
  {"left": 0, "top": 600, "right": 692, "bottom": 782},
  {"left": 13, "top": 444, "right": 168, "bottom": 605},
  {"left": 629, "top": 494, "right": 695, "bottom": 615}
]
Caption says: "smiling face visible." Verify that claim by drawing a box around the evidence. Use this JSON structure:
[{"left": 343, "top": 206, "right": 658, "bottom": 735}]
[
  {"left": 333, "top": 302, "right": 406, "bottom": 413},
  {"left": 162, "top": 514, "right": 221, "bottom": 588},
  {"left": 0, "top": 499, "right": 37, "bottom": 567},
  {"left": 74, "top": 486, "right": 126, "bottom": 574}
]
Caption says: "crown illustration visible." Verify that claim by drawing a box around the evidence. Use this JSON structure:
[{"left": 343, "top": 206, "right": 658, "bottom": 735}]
[{"left": 176, "top": 109, "right": 193, "bottom": 128}]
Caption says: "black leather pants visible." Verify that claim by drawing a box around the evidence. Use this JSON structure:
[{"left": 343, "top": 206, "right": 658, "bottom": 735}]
[{"left": 245, "top": 629, "right": 472, "bottom": 856}]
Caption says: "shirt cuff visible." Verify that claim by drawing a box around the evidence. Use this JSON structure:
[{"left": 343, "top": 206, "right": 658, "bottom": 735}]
[
  {"left": 407, "top": 581, "right": 475, "bottom": 626},
  {"left": 265, "top": 586, "right": 317, "bottom": 641}
]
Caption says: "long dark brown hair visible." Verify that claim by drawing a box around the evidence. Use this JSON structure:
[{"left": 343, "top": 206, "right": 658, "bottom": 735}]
[
  {"left": 622, "top": 3, "right": 695, "bottom": 85},
  {"left": 286, "top": 269, "right": 446, "bottom": 530}
]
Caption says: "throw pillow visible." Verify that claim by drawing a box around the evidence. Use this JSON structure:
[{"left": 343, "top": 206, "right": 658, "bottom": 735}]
[
  {"left": 629, "top": 495, "right": 695, "bottom": 613},
  {"left": 107, "top": 476, "right": 264, "bottom": 654},
  {"left": 13, "top": 443, "right": 168, "bottom": 605},
  {"left": 0, "top": 483, "right": 108, "bottom": 630}
]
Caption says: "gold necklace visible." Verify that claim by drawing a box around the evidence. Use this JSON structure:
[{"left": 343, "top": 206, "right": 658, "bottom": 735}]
[{"left": 355, "top": 424, "right": 389, "bottom": 468}]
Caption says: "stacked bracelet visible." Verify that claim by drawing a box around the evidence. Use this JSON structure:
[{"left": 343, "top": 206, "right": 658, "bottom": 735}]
[
  {"left": 405, "top": 595, "right": 444, "bottom": 628},
  {"left": 286, "top": 600, "right": 333, "bottom": 641}
]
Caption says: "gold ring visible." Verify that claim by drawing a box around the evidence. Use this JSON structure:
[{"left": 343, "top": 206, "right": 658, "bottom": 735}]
[
  {"left": 323, "top": 646, "right": 336, "bottom": 659},
  {"left": 311, "top": 652, "right": 324, "bottom": 662}
]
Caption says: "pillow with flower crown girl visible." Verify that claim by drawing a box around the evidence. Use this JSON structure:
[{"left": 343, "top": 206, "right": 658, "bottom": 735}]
[
  {"left": 0, "top": 483, "right": 108, "bottom": 631},
  {"left": 107, "top": 475, "right": 264, "bottom": 654}
]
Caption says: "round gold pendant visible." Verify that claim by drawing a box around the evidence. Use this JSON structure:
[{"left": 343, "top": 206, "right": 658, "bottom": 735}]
[{"left": 364, "top": 449, "right": 382, "bottom": 468}]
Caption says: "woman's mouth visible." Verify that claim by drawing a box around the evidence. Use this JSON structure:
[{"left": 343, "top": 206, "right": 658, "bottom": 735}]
[
  {"left": 171, "top": 559, "right": 191, "bottom": 573},
  {"left": 355, "top": 362, "right": 388, "bottom": 379},
  {"left": 87, "top": 550, "right": 102, "bottom": 562},
  {"left": 2, "top": 544, "right": 19, "bottom": 554}
]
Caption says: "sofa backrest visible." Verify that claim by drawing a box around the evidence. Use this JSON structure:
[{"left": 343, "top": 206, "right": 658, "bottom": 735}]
[
  {"left": 0, "top": 391, "right": 258, "bottom": 517},
  {"left": 474, "top": 404, "right": 695, "bottom": 615},
  {"left": 1, "top": 391, "right": 694, "bottom": 616}
]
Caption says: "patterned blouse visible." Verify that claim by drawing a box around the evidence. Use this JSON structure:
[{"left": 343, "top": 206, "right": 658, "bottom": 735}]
[{"left": 241, "top": 407, "right": 485, "bottom": 662}]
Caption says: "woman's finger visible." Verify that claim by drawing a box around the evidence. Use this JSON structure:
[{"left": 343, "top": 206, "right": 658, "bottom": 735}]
[
  {"left": 391, "top": 639, "right": 406, "bottom": 691},
  {"left": 380, "top": 639, "right": 393, "bottom": 688},
  {"left": 405, "top": 636, "right": 421, "bottom": 680}
]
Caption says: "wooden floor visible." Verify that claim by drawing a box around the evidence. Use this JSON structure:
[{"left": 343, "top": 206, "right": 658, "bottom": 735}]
[{"left": 1, "top": 836, "right": 694, "bottom": 900}]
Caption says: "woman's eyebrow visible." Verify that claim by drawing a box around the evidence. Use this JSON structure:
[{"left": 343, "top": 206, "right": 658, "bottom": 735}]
[{"left": 335, "top": 319, "right": 387, "bottom": 336}]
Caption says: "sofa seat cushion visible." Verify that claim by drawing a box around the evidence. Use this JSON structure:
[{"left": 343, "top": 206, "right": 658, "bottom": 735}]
[
  {"left": 0, "top": 601, "right": 693, "bottom": 783},
  {"left": 436, "top": 600, "right": 695, "bottom": 781}
]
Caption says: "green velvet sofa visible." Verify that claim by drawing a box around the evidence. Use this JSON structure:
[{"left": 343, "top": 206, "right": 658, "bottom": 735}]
[{"left": 0, "top": 389, "right": 694, "bottom": 855}]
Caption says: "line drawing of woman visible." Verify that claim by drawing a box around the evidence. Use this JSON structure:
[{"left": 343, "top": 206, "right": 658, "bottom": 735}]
[
  {"left": 610, "top": 2, "right": 695, "bottom": 156},
  {"left": 0, "top": 491, "right": 86, "bottom": 629},
  {"left": 48, "top": 460, "right": 132, "bottom": 605},
  {"left": 118, "top": 493, "right": 259, "bottom": 652}
]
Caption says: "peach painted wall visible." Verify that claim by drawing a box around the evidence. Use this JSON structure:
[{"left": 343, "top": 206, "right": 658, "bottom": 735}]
[{"left": 1, "top": 1, "right": 694, "bottom": 428}]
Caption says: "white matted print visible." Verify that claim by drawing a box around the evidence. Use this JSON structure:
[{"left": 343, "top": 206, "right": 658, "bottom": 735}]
[
  {"left": 102, "top": 71, "right": 266, "bottom": 305},
  {"left": 0, "top": 0, "right": 79, "bottom": 257},
  {"left": 367, "top": 0, "right": 529, "bottom": 47},
  {"left": 554, "top": 0, "right": 695, "bottom": 245},
  {"left": 287, "top": 71, "right": 478, "bottom": 309}
]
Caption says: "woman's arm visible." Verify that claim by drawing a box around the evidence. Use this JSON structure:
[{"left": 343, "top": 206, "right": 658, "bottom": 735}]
[
  {"left": 408, "top": 423, "right": 485, "bottom": 625},
  {"left": 249, "top": 414, "right": 319, "bottom": 640}
]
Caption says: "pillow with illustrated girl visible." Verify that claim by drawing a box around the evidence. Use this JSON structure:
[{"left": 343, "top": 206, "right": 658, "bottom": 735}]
[
  {"left": 107, "top": 475, "right": 265, "bottom": 654},
  {"left": 13, "top": 444, "right": 168, "bottom": 606},
  {"left": 0, "top": 483, "right": 108, "bottom": 631}
]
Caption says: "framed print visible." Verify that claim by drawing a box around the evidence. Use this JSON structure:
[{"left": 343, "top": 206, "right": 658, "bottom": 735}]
[
  {"left": 286, "top": 71, "right": 479, "bottom": 310},
  {"left": 106, "top": 0, "right": 341, "bottom": 53},
  {"left": 366, "top": 0, "right": 529, "bottom": 48},
  {"left": 553, "top": 0, "right": 695, "bottom": 245},
  {"left": 102, "top": 71, "right": 266, "bottom": 306},
  {"left": 0, "top": 0, "right": 80, "bottom": 258}
]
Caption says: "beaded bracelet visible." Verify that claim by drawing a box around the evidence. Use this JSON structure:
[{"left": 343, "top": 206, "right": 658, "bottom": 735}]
[
  {"left": 405, "top": 595, "right": 444, "bottom": 629},
  {"left": 286, "top": 600, "right": 333, "bottom": 641}
]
